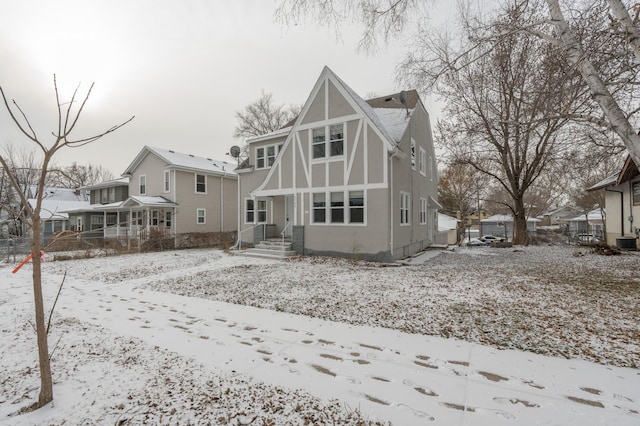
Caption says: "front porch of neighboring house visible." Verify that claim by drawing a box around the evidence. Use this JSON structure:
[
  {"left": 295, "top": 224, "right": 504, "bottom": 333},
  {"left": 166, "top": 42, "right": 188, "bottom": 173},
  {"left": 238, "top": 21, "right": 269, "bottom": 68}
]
[{"left": 96, "top": 197, "right": 177, "bottom": 243}]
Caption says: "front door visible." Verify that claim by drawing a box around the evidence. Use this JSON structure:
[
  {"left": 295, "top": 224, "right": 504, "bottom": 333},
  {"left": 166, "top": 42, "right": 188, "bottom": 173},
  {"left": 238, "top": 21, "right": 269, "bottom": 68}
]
[{"left": 285, "top": 195, "right": 294, "bottom": 237}]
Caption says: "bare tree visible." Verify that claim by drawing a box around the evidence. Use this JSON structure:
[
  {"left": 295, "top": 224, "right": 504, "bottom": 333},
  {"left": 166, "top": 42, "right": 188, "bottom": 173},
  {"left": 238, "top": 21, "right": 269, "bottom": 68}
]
[
  {"left": 275, "top": 0, "right": 640, "bottom": 165},
  {"left": 0, "top": 76, "right": 133, "bottom": 409},
  {"left": 234, "top": 91, "right": 301, "bottom": 140},
  {"left": 52, "top": 162, "right": 114, "bottom": 188},
  {"left": 438, "top": 161, "right": 486, "bottom": 242}
]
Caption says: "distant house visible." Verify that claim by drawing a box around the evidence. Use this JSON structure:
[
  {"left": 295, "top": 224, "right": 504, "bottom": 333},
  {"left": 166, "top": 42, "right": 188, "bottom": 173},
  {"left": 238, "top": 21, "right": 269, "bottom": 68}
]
[
  {"left": 480, "top": 214, "right": 540, "bottom": 240},
  {"left": 588, "top": 155, "right": 639, "bottom": 247},
  {"left": 63, "top": 178, "right": 130, "bottom": 236},
  {"left": 537, "top": 206, "right": 581, "bottom": 229},
  {"left": 237, "top": 66, "right": 440, "bottom": 261},
  {"left": 567, "top": 209, "right": 605, "bottom": 237},
  {"left": 27, "top": 187, "right": 90, "bottom": 242}
]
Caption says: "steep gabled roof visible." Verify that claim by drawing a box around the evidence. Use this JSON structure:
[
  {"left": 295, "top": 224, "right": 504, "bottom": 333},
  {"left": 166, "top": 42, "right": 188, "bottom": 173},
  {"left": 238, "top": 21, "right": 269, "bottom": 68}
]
[
  {"left": 123, "top": 146, "right": 236, "bottom": 177},
  {"left": 587, "top": 155, "right": 638, "bottom": 192},
  {"left": 246, "top": 67, "right": 419, "bottom": 147}
]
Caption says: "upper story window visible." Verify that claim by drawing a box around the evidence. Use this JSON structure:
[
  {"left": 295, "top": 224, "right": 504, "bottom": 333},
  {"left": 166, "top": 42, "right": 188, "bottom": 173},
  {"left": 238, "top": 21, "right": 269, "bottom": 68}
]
[
  {"left": 429, "top": 156, "right": 434, "bottom": 181},
  {"left": 164, "top": 170, "right": 170, "bottom": 193},
  {"left": 420, "top": 198, "right": 427, "bottom": 224},
  {"left": 312, "top": 124, "right": 344, "bottom": 160},
  {"left": 101, "top": 188, "right": 108, "bottom": 203},
  {"left": 195, "top": 174, "right": 206, "bottom": 194},
  {"left": 108, "top": 187, "right": 116, "bottom": 203},
  {"left": 139, "top": 175, "right": 146, "bottom": 195},
  {"left": 419, "top": 148, "right": 427, "bottom": 176},
  {"left": 255, "top": 144, "right": 280, "bottom": 169},
  {"left": 411, "top": 139, "right": 416, "bottom": 170}
]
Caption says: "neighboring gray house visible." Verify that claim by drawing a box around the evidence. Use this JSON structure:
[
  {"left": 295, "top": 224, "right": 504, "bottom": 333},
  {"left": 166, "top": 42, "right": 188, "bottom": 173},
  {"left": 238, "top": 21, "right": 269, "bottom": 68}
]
[
  {"left": 119, "top": 146, "right": 238, "bottom": 245},
  {"left": 480, "top": 214, "right": 540, "bottom": 240},
  {"left": 237, "top": 66, "right": 440, "bottom": 261},
  {"left": 64, "top": 178, "right": 130, "bottom": 235},
  {"left": 567, "top": 209, "right": 605, "bottom": 237}
]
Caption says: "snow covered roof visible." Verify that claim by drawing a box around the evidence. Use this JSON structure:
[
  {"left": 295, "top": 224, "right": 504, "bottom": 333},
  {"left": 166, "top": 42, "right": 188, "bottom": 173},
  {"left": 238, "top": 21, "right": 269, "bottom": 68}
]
[
  {"left": 438, "top": 212, "right": 458, "bottom": 232},
  {"left": 587, "top": 173, "right": 619, "bottom": 191},
  {"left": 481, "top": 214, "right": 541, "bottom": 223},
  {"left": 121, "top": 196, "right": 178, "bottom": 208},
  {"left": 568, "top": 209, "right": 605, "bottom": 222},
  {"left": 28, "top": 199, "right": 90, "bottom": 220},
  {"left": 123, "top": 146, "right": 237, "bottom": 177},
  {"left": 81, "top": 177, "right": 129, "bottom": 191}
]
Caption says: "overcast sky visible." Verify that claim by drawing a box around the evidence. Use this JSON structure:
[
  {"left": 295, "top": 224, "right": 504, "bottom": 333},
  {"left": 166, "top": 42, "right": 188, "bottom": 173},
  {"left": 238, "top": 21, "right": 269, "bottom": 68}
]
[{"left": 0, "top": 0, "right": 450, "bottom": 177}]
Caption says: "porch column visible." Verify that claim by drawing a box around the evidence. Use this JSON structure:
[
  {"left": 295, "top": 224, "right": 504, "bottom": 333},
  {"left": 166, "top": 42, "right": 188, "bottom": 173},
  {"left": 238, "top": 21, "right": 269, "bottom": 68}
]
[{"left": 103, "top": 211, "right": 107, "bottom": 237}]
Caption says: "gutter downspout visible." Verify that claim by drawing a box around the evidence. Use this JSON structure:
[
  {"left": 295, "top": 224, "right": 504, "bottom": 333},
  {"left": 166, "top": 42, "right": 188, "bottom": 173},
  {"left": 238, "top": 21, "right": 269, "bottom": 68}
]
[
  {"left": 389, "top": 147, "right": 400, "bottom": 257},
  {"left": 605, "top": 187, "right": 624, "bottom": 237}
]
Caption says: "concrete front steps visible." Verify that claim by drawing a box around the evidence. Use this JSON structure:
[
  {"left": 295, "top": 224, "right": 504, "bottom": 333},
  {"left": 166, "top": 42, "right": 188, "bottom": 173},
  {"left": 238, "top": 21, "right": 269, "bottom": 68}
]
[{"left": 238, "top": 239, "right": 297, "bottom": 260}]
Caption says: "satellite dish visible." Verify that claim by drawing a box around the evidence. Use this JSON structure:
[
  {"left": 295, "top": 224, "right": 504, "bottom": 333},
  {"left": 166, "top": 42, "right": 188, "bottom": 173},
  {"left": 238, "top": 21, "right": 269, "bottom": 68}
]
[
  {"left": 399, "top": 90, "right": 408, "bottom": 105},
  {"left": 229, "top": 145, "right": 241, "bottom": 158}
]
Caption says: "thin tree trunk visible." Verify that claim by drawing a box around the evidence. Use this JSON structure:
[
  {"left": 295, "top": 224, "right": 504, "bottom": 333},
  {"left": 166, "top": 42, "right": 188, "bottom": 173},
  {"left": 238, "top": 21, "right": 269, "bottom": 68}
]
[
  {"left": 545, "top": 0, "right": 640, "bottom": 166},
  {"left": 30, "top": 217, "right": 53, "bottom": 407},
  {"left": 605, "top": 0, "right": 640, "bottom": 64}
]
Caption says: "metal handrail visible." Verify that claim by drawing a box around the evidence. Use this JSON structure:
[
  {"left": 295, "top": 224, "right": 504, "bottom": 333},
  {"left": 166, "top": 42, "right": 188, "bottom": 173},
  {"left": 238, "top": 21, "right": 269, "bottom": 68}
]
[
  {"left": 281, "top": 221, "right": 292, "bottom": 245},
  {"left": 231, "top": 223, "right": 264, "bottom": 251}
]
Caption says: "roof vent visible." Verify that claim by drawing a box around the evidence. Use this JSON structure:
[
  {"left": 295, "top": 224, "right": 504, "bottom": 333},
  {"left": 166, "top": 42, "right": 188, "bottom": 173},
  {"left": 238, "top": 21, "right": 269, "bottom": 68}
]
[
  {"left": 384, "top": 97, "right": 394, "bottom": 102},
  {"left": 169, "top": 150, "right": 175, "bottom": 153},
  {"left": 207, "top": 158, "right": 212, "bottom": 161},
  {"left": 189, "top": 154, "right": 194, "bottom": 157}
]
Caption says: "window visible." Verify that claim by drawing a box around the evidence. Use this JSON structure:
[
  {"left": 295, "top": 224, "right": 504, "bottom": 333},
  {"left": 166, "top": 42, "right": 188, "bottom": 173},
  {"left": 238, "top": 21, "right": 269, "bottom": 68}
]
[
  {"left": 313, "top": 193, "right": 326, "bottom": 223},
  {"left": 139, "top": 175, "right": 146, "bottom": 195},
  {"left": 164, "top": 170, "right": 170, "bottom": 193},
  {"left": 267, "top": 145, "right": 276, "bottom": 167},
  {"left": 195, "top": 174, "right": 206, "bottom": 193},
  {"left": 312, "top": 124, "right": 344, "bottom": 160},
  {"left": 165, "top": 211, "right": 172, "bottom": 228},
  {"left": 420, "top": 198, "right": 427, "bottom": 224},
  {"left": 411, "top": 139, "right": 416, "bottom": 170},
  {"left": 312, "top": 127, "right": 326, "bottom": 159},
  {"left": 106, "top": 215, "right": 117, "bottom": 226},
  {"left": 101, "top": 188, "right": 108, "bottom": 203},
  {"left": 419, "top": 148, "right": 427, "bottom": 176},
  {"left": 196, "top": 208, "right": 206, "bottom": 224},
  {"left": 429, "top": 156, "right": 434, "bottom": 181},
  {"left": 91, "top": 215, "right": 104, "bottom": 226},
  {"left": 400, "top": 192, "right": 410, "bottom": 225},
  {"left": 108, "top": 187, "right": 116, "bottom": 203},
  {"left": 330, "top": 192, "right": 344, "bottom": 223},
  {"left": 330, "top": 124, "right": 344, "bottom": 156},
  {"left": 151, "top": 210, "right": 159, "bottom": 226},
  {"left": 246, "top": 199, "right": 255, "bottom": 223},
  {"left": 633, "top": 181, "right": 640, "bottom": 206},
  {"left": 256, "top": 147, "right": 265, "bottom": 169},
  {"left": 255, "top": 144, "right": 281, "bottom": 169},
  {"left": 349, "top": 191, "right": 364, "bottom": 223},
  {"left": 257, "top": 200, "right": 267, "bottom": 223}
]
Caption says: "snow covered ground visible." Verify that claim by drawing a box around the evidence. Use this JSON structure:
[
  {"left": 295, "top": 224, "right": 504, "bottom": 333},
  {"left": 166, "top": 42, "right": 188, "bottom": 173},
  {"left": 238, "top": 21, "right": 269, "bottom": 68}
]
[{"left": 1, "top": 245, "right": 638, "bottom": 424}]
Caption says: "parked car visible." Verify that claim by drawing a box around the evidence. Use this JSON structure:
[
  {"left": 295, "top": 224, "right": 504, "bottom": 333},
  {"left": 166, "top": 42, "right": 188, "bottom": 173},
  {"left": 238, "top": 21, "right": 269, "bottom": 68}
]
[
  {"left": 480, "top": 235, "right": 505, "bottom": 243},
  {"left": 577, "top": 234, "right": 601, "bottom": 245},
  {"left": 467, "top": 237, "right": 489, "bottom": 246}
]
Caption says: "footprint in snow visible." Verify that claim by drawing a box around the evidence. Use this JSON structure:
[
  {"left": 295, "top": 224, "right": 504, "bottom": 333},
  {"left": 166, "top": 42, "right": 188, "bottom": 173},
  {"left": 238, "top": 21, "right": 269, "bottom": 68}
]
[
  {"left": 402, "top": 379, "right": 439, "bottom": 397},
  {"left": 397, "top": 403, "right": 435, "bottom": 421}
]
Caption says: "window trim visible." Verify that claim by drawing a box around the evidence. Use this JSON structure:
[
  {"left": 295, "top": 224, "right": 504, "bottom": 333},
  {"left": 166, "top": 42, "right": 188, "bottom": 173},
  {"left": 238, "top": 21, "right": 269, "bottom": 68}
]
[
  {"left": 419, "top": 147, "right": 427, "bottom": 176},
  {"left": 139, "top": 174, "right": 146, "bottom": 195},
  {"left": 255, "top": 144, "right": 281, "bottom": 170},
  {"left": 164, "top": 170, "right": 171, "bottom": 193},
  {"left": 311, "top": 123, "right": 345, "bottom": 162},
  {"left": 195, "top": 173, "right": 207, "bottom": 194},
  {"left": 245, "top": 198, "right": 255, "bottom": 224},
  {"left": 400, "top": 191, "right": 411, "bottom": 226},
  {"left": 196, "top": 208, "right": 206, "bottom": 225}
]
